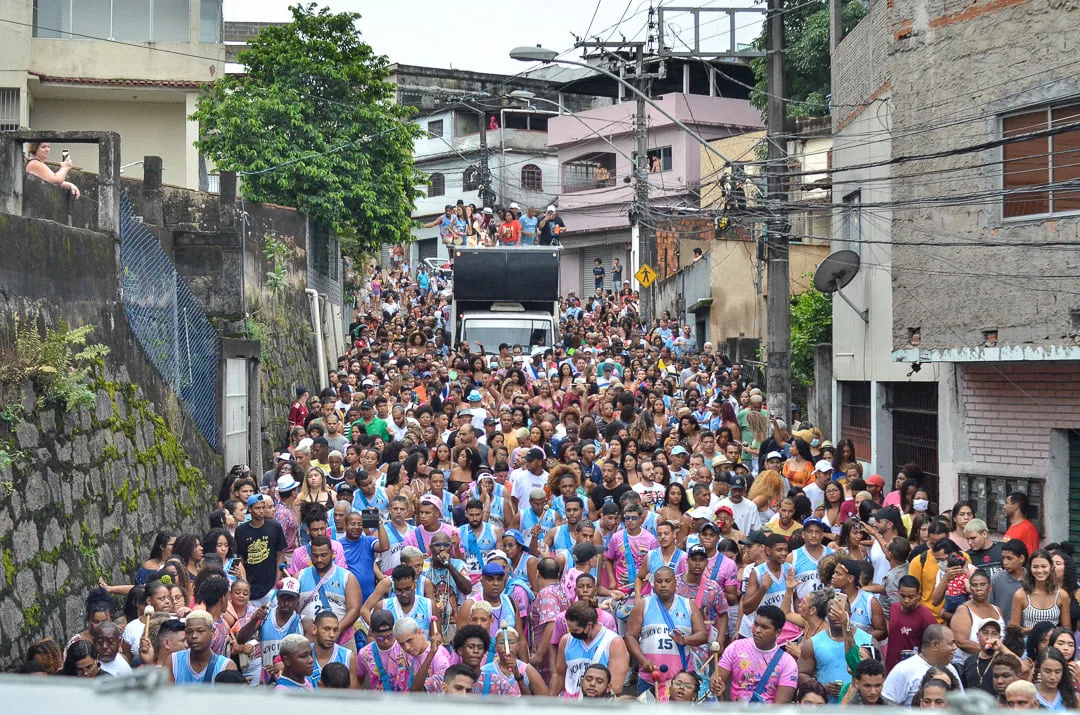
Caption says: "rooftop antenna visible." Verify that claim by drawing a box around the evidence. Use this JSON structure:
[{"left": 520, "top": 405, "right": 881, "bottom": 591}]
[{"left": 812, "top": 249, "right": 867, "bottom": 323}]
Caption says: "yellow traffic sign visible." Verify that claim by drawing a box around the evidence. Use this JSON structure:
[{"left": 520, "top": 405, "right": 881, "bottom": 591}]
[{"left": 635, "top": 263, "right": 658, "bottom": 288}]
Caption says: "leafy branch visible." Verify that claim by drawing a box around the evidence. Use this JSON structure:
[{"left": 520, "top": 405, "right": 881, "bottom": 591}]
[{"left": 0, "top": 315, "right": 110, "bottom": 411}]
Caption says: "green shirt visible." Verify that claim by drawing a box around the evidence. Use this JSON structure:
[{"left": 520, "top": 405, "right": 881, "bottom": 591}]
[
  {"left": 350, "top": 417, "right": 389, "bottom": 442},
  {"left": 736, "top": 407, "right": 769, "bottom": 458}
]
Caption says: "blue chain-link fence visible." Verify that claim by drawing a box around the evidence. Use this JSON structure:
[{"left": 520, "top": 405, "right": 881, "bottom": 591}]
[{"left": 119, "top": 190, "right": 220, "bottom": 449}]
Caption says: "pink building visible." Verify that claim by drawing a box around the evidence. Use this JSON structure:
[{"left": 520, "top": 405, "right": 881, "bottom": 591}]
[{"left": 547, "top": 93, "right": 763, "bottom": 296}]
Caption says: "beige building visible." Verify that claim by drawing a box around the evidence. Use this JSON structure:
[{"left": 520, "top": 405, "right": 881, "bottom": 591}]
[
  {"left": 680, "top": 128, "right": 830, "bottom": 347},
  {"left": 0, "top": 0, "right": 225, "bottom": 189}
]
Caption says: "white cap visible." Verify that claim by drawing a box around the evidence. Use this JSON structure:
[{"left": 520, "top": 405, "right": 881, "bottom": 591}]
[
  {"left": 509, "top": 202, "right": 520, "bottom": 210},
  {"left": 296, "top": 437, "right": 314, "bottom": 450},
  {"left": 815, "top": 460, "right": 834, "bottom": 472},
  {"left": 279, "top": 577, "right": 301, "bottom": 596},
  {"left": 765, "top": 451, "right": 783, "bottom": 461},
  {"left": 546, "top": 205, "right": 556, "bottom": 213},
  {"left": 687, "top": 506, "right": 714, "bottom": 521}
]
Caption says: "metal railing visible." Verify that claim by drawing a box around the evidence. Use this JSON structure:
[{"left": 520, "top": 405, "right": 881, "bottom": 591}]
[{"left": 119, "top": 190, "right": 221, "bottom": 449}]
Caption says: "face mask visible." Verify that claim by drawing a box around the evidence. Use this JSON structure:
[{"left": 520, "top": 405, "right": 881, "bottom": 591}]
[
  {"left": 914, "top": 498, "right": 929, "bottom": 512},
  {"left": 810, "top": 439, "right": 820, "bottom": 448}
]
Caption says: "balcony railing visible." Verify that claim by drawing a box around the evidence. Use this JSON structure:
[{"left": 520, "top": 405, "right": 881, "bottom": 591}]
[{"left": 561, "top": 175, "right": 619, "bottom": 194}]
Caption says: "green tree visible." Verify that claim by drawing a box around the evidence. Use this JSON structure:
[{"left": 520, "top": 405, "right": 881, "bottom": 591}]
[
  {"left": 750, "top": 0, "right": 867, "bottom": 118},
  {"left": 789, "top": 284, "right": 832, "bottom": 399},
  {"left": 192, "top": 3, "right": 424, "bottom": 256}
]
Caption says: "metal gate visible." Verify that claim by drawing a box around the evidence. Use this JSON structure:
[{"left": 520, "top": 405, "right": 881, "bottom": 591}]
[
  {"left": 417, "top": 238, "right": 438, "bottom": 263},
  {"left": 1070, "top": 432, "right": 1080, "bottom": 544},
  {"left": 582, "top": 245, "right": 608, "bottom": 298},
  {"left": 223, "top": 358, "right": 249, "bottom": 471},
  {"left": 890, "top": 383, "right": 940, "bottom": 505}
]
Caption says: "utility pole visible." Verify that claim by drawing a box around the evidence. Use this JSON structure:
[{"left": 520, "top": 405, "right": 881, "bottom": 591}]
[
  {"left": 765, "top": 0, "right": 792, "bottom": 425},
  {"left": 633, "top": 45, "right": 654, "bottom": 323},
  {"left": 477, "top": 109, "right": 496, "bottom": 208}
]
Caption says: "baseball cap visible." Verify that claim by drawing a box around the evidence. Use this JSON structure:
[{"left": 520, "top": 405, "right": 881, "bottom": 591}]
[
  {"left": 698, "top": 521, "right": 719, "bottom": 534},
  {"left": 715, "top": 505, "right": 734, "bottom": 518},
  {"left": 525, "top": 447, "right": 546, "bottom": 462},
  {"left": 370, "top": 609, "right": 395, "bottom": 632},
  {"left": 765, "top": 451, "right": 783, "bottom": 461},
  {"left": 730, "top": 476, "right": 748, "bottom": 490},
  {"left": 360, "top": 399, "right": 374, "bottom": 409},
  {"left": 296, "top": 437, "right": 314, "bottom": 451},
  {"left": 274, "top": 452, "right": 293, "bottom": 463},
  {"left": 504, "top": 529, "right": 529, "bottom": 552},
  {"left": 687, "top": 506, "right": 714, "bottom": 521},
  {"left": 481, "top": 563, "right": 506, "bottom": 577},
  {"left": 802, "top": 516, "right": 826, "bottom": 530},
  {"left": 814, "top": 460, "right": 834, "bottom": 473},
  {"left": 572, "top": 542, "right": 598, "bottom": 563},
  {"left": 671, "top": 446, "right": 688, "bottom": 456},
  {"left": 295, "top": 386, "right": 309, "bottom": 397},
  {"left": 546, "top": 205, "right": 556, "bottom": 213},
  {"left": 483, "top": 417, "right": 499, "bottom": 426},
  {"left": 279, "top": 577, "right": 301, "bottom": 596},
  {"left": 740, "top": 530, "right": 768, "bottom": 546},
  {"left": 245, "top": 495, "right": 263, "bottom": 508},
  {"left": 419, "top": 494, "right": 444, "bottom": 512},
  {"left": 687, "top": 544, "right": 708, "bottom": 559},
  {"left": 276, "top": 475, "right": 300, "bottom": 493},
  {"left": 867, "top": 473, "right": 886, "bottom": 487}
]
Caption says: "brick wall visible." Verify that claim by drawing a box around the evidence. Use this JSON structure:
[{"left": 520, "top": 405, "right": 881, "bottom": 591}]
[
  {"left": 653, "top": 217, "right": 717, "bottom": 280},
  {"left": 962, "top": 362, "right": 1080, "bottom": 468}
]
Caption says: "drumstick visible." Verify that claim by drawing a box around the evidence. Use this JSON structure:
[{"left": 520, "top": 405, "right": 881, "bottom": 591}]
[{"left": 143, "top": 605, "right": 154, "bottom": 630}]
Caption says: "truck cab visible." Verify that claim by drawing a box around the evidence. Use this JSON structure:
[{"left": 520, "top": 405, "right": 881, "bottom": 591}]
[{"left": 450, "top": 246, "right": 560, "bottom": 354}]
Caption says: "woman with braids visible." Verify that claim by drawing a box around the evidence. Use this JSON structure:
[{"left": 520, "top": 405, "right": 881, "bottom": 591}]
[{"left": 69, "top": 587, "right": 115, "bottom": 651}]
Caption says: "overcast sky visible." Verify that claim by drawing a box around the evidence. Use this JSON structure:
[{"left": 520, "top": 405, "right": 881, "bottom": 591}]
[{"left": 224, "top": 0, "right": 765, "bottom": 75}]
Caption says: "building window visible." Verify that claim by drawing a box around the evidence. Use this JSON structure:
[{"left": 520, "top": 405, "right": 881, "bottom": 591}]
[
  {"left": 840, "top": 381, "right": 872, "bottom": 463},
  {"left": 959, "top": 473, "right": 1043, "bottom": 534},
  {"left": 0, "top": 88, "right": 19, "bottom": 131},
  {"left": 843, "top": 190, "right": 861, "bottom": 255},
  {"left": 427, "top": 172, "right": 445, "bottom": 198},
  {"left": 1003, "top": 102, "right": 1080, "bottom": 218},
  {"left": 463, "top": 166, "right": 480, "bottom": 192},
  {"left": 647, "top": 147, "right": 672, "bottom": 172},
  {"left": 561, "top": 152, "right": 616, "bottom": 193},
  {"left": 199, "top": 0, "right": 222, "bottom": 43},
  {"left": 427, "top": 120, "right": 444, "bottom": 138},
  {"left": 35, "top": 0, "right": 191, "bottom": 42},
  {"left": 521, "top": 164, "right": 543, "bottom": 192}
]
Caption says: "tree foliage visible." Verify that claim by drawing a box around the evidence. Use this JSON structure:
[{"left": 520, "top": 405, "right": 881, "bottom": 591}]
[
  {"left": 192, "top": 4, "right": 424, "bottom": 257},
  {"left": 790, "top": 284, "right": 832, "bottom": 391},
  {"left": 750, "top": 0, "right": 867, "bottom": 119}
]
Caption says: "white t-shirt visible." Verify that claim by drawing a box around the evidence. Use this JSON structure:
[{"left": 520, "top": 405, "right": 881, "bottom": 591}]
[
  {"left": 632, "top": 480, "right": 665, "bottom": 511},
  {"left": 803, "top": 482, "right": 825, "bottom": 511},
  {"left": 510, "top": 467, "right": 549, "bottom": 509},
  {"left": 882, "top": 655, "right": 962, "bottom": 705},
  {"left": 99, "top": 654, "right": 132, "bottom": 677},
  {"left": 720, "top": 497, "right": 762, "bottom": 534},
  {"left": 121, "top": 618, "right": 145, "bottom": 655},
  {"left": 870, "top": 539, "right": 891, "bottom": 585}
]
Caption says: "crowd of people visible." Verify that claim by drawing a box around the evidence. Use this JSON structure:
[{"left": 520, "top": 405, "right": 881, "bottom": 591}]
[
  {"left": 21, "top": 257, "right": 1074, "bottom": 709},
  {"left": 422, "top": 200, "right": 564, "bottom": 247}
]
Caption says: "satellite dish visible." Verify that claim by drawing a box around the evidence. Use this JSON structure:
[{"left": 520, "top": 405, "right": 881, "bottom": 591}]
[
  {"left": 813, "top": 250, "right": 868, "bottom": 323},
  {"left": 813, "top": 249, "right": 861, "bottom": 293}
]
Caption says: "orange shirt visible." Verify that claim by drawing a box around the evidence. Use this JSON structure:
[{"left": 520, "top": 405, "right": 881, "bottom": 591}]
[
  {"left": 783, "top": 459, "right": 814, "bottom": 488},
  {"left": 1005, "top": 519, "right": 1040, "bottom": 556}
]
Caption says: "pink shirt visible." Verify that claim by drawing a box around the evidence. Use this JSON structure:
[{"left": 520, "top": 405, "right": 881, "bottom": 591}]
[
  {"left": 403, "top": 524, "right": 456, "bottom": 554},
  {"left": 883, "top": 490, "right": 901, "bottom": 507},
  {"left": 356, "top": 641, "right": 408, "bottom": 691},
  {"left": 604, "top": 528, "right": 659, "bottom": 589},
  {"left": 288, "top": 539, "right": 348, "bottom": 574},
  {"left": 717, "top": 638, "right": 798, "bottom": 703},
  {"left": 707, "top": 552, "right": 740, "bottom": 589},
  {"left": 406, "top": 644, "right": 452, "bottom": 686}
]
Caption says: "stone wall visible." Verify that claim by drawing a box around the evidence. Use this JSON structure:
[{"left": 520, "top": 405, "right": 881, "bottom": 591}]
[
  {"left": 242, "top": 202, "right": 320, "bottom": 456},
  {"left": 0, "top": 366, "right": 213, "bottom": 667}
]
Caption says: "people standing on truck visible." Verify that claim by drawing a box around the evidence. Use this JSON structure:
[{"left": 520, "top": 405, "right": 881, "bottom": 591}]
[
  {"left": 519, "top": 207, "right": 539, "bottom": 246},
  {"left": 498, "top": 210, "right": 521, "bottom": 246},
  {"left": 538, "top": 206, "right": 564, "bottom": 245}
]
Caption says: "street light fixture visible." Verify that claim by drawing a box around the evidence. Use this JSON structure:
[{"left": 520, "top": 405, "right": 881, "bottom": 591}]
[{"left": 508, "top": 46, "right": 732, "bottom": 165}]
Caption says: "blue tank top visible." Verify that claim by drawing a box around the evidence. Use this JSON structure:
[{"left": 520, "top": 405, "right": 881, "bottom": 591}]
[
  {"left": 645, "top": 548, "right": 686, "bottom": 577},
  {"left": 298, "top": 564, "right": 351, "bottom": 622},
  {"left": 552, "top": 524, "right": 576, "bottom": 553},
  {"left": 172, "top": 650, "right": 230, "bottom": 685},
  {"left": 352, "top": 486, "right": 390, "bottom": 517},
  {"left": 385, "top": 595, "right": 433, "bottom": 635},
  {"left": 639, "top": 594, "right": 695, "bottom": 683},
  {"left": 849, "top": 589, "right": 876, "bottom": 632},
  {"left": 260, "top": 612, "right": 303, "bottom": 670},
  {"left": 458, "top": 522, "right": 499, "bottom": 574},
  {"left": 792, "top": 545, "right": 832, "bottom": 599},
  {"left": 520, "top": 508, "right": 551, "bottom": 544},
  {"left": 310, "top": 642, "right": 351, "bottom": 686},
  {"left": 811, "top": 628, "right": 873, "bottom": 702}
]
